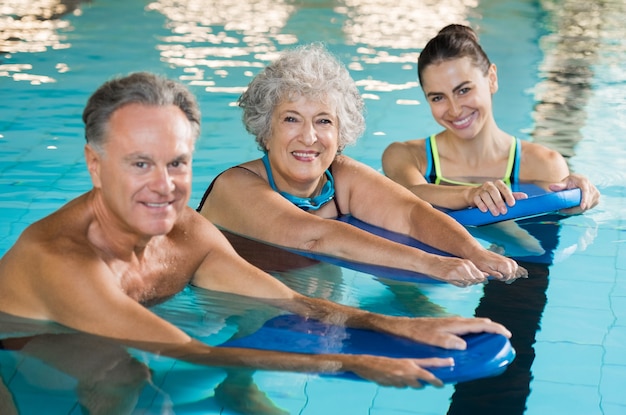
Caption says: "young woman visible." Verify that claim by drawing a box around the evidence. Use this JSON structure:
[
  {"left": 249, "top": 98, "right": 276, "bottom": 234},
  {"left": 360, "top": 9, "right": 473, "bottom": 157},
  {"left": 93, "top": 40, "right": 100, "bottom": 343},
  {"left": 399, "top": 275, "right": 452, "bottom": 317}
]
[{"left": 382, "top": 24, "right": 599, "bottom": 217}]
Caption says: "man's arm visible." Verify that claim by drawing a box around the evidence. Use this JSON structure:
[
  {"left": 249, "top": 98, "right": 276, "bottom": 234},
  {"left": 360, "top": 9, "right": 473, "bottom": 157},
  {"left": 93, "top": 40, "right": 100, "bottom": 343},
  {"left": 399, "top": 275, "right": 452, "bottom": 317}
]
[
  {"left": 7, "top": 235, "right": 449, "bottom": 388},
  {"left": 191, "top": 224, "right": 511, "bottom": 350}
]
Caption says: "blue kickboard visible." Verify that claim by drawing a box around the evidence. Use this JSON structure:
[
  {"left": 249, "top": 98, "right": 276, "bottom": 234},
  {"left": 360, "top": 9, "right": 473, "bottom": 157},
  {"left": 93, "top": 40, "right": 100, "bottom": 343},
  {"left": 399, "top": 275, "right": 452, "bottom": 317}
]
[
  {"left": 221, "top": 314, "right": 515, "bottom": 384},
  {"left": 442, "top": 183, "right": 581, "bottom": 226},
  {"left": 284, "top": 184, "right": 579, "bottom": 283}
]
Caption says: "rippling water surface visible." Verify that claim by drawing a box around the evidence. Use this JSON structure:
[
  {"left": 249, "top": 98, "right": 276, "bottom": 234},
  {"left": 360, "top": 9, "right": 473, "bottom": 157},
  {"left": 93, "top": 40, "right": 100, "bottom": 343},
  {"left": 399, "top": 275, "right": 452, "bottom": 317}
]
[{"left": 1, "top": 1, "right": 625, "bottom": 414}]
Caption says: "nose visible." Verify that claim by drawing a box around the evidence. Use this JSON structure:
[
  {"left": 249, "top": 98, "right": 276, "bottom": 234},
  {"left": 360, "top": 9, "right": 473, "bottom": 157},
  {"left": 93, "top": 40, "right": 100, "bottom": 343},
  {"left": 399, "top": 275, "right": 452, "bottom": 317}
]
[
  {"left": 448, "top": 98, "right": 463, "bottom": 117},
  {"left": 300, "top": 121, "right": 318, "bottom": 146},
  {"left": 149, "top": 166, "right": 175, "bottom": 194}
]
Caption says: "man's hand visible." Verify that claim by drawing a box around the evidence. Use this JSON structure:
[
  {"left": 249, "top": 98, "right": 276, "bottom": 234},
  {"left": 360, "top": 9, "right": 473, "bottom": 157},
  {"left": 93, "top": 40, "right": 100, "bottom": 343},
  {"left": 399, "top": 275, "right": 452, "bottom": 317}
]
[
  {"left": 368, "top": 315, "right": 511, "bottom": 350},
  {"left": 341, "top": 354, "right": 453, "bottom": 388}
]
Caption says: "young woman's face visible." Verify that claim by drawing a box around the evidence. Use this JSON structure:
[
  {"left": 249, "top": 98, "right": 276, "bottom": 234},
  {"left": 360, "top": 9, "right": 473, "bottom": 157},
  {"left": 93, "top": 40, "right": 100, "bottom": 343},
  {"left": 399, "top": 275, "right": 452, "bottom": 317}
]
[
  {"left": 264, "top": 95, "right": 339, "bottom": 195},
  {"left": 421, "top": 56, "right": 498, "bottom": 139}
]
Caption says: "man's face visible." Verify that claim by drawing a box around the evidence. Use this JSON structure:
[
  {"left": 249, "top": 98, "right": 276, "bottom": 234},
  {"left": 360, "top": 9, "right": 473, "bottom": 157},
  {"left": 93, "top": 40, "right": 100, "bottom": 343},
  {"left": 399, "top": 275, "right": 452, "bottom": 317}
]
[{"left": 87, "top": 103, "right": 195, "bottom": 238}]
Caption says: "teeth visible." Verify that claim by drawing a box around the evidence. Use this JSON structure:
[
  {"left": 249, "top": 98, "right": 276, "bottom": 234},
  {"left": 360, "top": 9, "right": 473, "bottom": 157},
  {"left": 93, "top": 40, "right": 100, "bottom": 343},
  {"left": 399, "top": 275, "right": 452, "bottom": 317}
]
[
  {"left": 453, "top": 114, "right": 472, "bottom": 126},
  {"left": 146, "top": 202, "right": 169, "bottom": 208},
  {"left": 292, "top": 152, "right": 316, "bottom": 158}
]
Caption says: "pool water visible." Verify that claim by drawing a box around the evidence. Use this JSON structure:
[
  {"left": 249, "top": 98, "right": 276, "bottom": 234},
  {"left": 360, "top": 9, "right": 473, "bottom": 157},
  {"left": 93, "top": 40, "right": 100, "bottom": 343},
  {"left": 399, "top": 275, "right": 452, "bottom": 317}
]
[{"left": 1, "top": 0, "right": 625, "bottom": 414}]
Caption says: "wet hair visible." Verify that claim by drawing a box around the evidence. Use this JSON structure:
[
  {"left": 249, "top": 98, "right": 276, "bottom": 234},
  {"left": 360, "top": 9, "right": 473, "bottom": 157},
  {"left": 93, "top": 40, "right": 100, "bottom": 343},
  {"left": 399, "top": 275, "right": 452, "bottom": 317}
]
[
  {"left": 238, "top": 43, "right": 365, "bottom": 153},
  {"left": 82, "top": 72, "right": 201, "bottom": 153},
  {"left": 417, "top": 24, "right": 491, "bottom": 86}
]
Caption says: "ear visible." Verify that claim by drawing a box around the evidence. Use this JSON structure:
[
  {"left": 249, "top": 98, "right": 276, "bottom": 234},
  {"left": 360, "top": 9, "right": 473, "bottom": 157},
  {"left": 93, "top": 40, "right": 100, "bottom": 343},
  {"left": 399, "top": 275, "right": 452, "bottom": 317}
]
[
  {"left": 84, "top": 144, "right": 103, "bottom": 189},
  {"left": 488, "top": 63, "right": 499, "bottom": 94}
]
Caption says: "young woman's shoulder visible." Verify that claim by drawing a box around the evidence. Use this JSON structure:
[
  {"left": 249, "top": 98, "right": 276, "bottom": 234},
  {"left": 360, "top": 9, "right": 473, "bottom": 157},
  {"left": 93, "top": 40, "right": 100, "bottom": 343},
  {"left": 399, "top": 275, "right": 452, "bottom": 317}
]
[
  {"left": 519, "top": 140, "right": 569, "bottom": 181},
  {"left": 383, "top": 138, "right": 426, "bottom": 157},
  {"left": 382, "top": 138, "right": 428, "bottom": 179},
  {"left": 520, "top": 140, "right": 566, "bottom": 163}
]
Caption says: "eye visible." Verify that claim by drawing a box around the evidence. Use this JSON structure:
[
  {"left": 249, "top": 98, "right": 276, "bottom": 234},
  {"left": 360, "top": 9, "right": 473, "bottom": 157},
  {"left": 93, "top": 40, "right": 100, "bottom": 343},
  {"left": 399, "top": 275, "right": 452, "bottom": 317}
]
[
  {"left": 458, "top": 87, "right": 471, "bottom": 95},
  {"left": 169, "top": 157, "right": 190, "bottom": 171},
  {"left": 134, "top": 161, "right": 148, "bottom": 169},
  {"left": 318, "top": 118, "right": 333, "bottom": 125},
  {"left": 430, "top": 95, "right": 442, "bottom": 103},
  {"left": 284, "top": 115, "right": 298, "bottom": 122}
]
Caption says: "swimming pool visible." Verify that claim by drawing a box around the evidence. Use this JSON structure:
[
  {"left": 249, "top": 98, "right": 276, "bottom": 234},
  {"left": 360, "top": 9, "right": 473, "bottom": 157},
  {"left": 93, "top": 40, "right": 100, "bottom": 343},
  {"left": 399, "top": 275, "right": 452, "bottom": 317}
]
[{"left": 1, "top": 0, "right": 625, "bottom": 414}]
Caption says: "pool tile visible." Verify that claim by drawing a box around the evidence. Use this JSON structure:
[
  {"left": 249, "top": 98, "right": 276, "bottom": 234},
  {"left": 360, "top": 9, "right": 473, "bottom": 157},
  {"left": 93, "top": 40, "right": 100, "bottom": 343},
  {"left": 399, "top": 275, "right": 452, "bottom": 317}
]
[
  {"left": 611, "top": 295, "right": 626, "bottom": 321},
  {"left": 604, "top": 325, "right": 626, "bottom": 365},
  {"left": 255, "top": 372, "right": 308, "bottom": 414},
  {"left": 526, "top": 381, "right": 600, "bottom": 415},
  {"left": 600, "top": 364, "right": 626, "bottom": 408},
  {"left": 612, "top": 270, "right": 626, "bottom": 296},
  {"left": 532, "top": 342, "right": 603, "bottom": 386},
  {"left": 546, "top": 279, "right": 612, "bottom": 310},
  {"left": 372, "top": 384, "right": 453, "bottom": 414},
  {"left": 536, "top": 306, "right": 614, "bottom": 344},
  {"left": 301, "top": 377, "right": 377, "bottom": 414},
  {"left": 550, "top": 253, "right": 617, "bottom": 283},
  {"left": 559, "top": 226, "right": 620, "bottom": 261},
  {"left": 602, "top": 402, "right": 626, "bottom": 415}
]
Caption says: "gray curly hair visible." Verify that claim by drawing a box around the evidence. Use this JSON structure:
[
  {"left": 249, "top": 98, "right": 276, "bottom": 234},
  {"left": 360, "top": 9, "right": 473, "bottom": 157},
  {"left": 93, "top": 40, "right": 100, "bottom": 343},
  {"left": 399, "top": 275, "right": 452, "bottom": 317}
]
[{"left": 238, "top": 43, "right": 365, "bottom": 153}]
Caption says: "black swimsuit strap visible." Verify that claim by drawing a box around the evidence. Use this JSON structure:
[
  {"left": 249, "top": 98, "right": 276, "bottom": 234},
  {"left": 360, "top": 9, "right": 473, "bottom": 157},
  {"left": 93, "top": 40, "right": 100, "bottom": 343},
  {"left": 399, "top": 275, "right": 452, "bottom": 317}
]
[
  {"left": 197, "top": 164, "right": 344, "bottom": 217},
  {"left": 328, "top": 164, "right": 344, "bottom": 216},
  {"left": 196, "top": 166, "right": 256, "bottom": 212}
]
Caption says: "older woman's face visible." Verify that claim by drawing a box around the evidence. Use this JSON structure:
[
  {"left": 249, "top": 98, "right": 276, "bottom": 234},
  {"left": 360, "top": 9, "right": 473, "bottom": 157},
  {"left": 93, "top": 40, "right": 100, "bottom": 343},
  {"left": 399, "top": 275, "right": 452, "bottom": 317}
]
[{"left": 265, "top": 95, "right": 339, "bottom": 193}]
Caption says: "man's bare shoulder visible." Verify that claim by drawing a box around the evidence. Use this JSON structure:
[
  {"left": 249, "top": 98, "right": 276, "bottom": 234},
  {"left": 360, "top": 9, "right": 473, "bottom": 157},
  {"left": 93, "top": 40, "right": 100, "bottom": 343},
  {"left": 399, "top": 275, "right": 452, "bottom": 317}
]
[
  {"left": 28, "top": 194, "right": 94, "bottom": 247},
  {"left": 0, "top": 194, "right": 101, "bottom": 319},
  {"left": 169, "top": 207, "right": 228, "bottom": 256}
]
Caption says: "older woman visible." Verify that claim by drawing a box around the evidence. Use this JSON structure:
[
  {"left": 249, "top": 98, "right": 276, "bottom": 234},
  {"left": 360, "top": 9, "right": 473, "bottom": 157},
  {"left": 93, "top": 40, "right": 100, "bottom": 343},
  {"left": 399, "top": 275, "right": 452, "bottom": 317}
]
[{"left": 198, "top": 43, "right": 526, "bottom": 287}]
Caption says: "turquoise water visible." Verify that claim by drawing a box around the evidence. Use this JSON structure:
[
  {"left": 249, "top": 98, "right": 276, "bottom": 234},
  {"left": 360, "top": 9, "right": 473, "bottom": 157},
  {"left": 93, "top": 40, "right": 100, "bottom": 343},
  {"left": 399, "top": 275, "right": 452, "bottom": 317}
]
[{"left": 1, "top": 0, "right": 625, "bottom": 414}]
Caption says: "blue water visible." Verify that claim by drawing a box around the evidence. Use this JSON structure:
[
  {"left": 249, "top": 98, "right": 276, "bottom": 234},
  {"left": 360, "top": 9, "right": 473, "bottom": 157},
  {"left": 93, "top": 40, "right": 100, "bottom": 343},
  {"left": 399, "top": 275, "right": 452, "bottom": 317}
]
[{"left": 1, "top": 1, "right": 626, "bottom": 414}]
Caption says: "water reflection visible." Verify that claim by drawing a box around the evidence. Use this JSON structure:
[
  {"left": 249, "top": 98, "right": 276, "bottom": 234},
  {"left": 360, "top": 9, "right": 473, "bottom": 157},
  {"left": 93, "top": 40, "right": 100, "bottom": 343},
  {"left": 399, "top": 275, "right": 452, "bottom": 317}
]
[
  {"left": 339, "top": 0, "right": 477, "bottom": 49},
  {"left": 532, "top": 0, "right": 626, "bottom": 159},
  {"left": 145, "top": 0, "right": 479, "bottom": 115},
  {"left": 0, "top": 0, "right": 83, "bottom": 83}
]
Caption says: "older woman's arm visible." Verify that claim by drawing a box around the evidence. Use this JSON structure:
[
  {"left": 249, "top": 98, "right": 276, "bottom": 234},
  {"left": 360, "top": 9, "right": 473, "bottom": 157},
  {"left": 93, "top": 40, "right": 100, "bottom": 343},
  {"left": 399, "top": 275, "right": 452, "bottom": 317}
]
[
  {"left": 333, "top": 156, "right": 525, "bottom": 283},
  {"left": 200, "top": 159, "right": 523, "bottom": 285}
]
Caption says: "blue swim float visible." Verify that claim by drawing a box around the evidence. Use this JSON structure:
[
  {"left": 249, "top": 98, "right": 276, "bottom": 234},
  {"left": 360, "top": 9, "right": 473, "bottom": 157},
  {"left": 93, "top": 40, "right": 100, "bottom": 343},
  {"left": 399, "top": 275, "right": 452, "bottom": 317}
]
[
  {"left": 221, "top": 314, "right": 515, "bottom": 384},
  {"left": 442, "top": 183, "right": 581, "bottom": 226},
  {"left": 283, "top": 184, "right": 580, "bottom": 283}
]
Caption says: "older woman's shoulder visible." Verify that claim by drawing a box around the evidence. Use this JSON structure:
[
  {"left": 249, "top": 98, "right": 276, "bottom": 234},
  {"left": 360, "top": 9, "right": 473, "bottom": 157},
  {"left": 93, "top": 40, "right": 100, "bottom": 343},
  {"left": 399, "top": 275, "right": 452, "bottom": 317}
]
[{"left": 332, "top": 154, "right": 368, "bottom": 169}]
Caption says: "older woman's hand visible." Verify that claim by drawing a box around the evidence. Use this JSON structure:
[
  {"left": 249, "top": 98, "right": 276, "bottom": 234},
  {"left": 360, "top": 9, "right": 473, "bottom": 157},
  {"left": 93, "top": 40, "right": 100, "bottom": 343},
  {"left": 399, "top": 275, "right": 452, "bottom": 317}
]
[
  {"left": 426, "top": 256, "right": 488, "bottom": 287},
  {"left": 466, "top": 248, "right": 528, "bottom": 284}
]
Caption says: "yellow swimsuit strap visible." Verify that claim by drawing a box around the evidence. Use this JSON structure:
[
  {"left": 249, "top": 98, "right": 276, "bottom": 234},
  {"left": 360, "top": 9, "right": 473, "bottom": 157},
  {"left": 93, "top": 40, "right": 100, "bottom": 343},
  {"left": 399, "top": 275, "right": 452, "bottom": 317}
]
[{"left": 430, "top": 135, "right": 517, "bottom": 186}]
